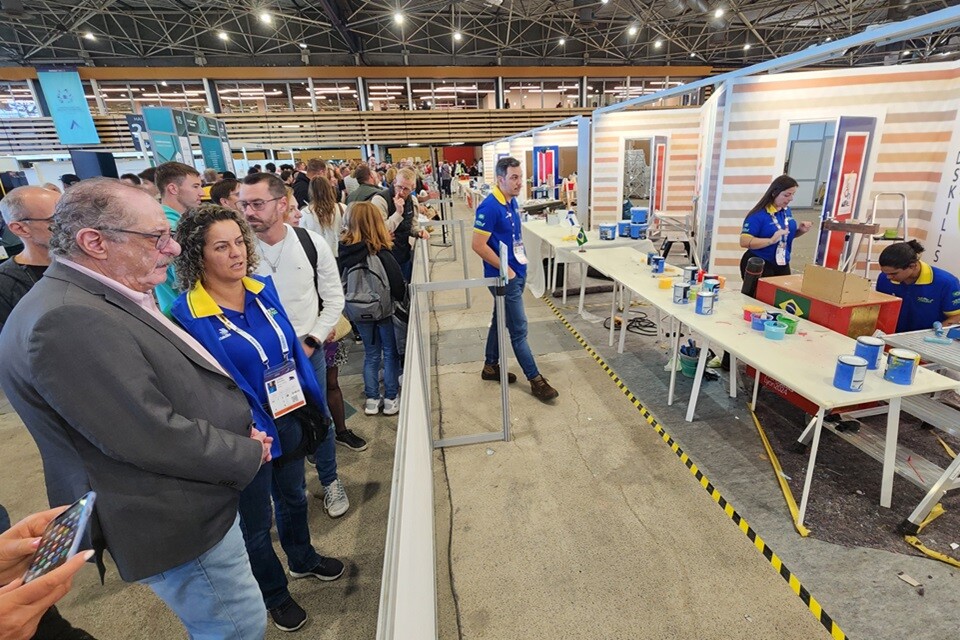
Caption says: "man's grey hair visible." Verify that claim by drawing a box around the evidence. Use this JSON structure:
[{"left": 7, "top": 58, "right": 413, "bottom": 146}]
[
  {"left": 48, "top": 178, "right": 140, "bottom": 258},
  {"left": 495, "top": 156, "right": 521, "bottom": 179},
  {"left": 0, "top": 186, "right": 38, "bottom": 224}
]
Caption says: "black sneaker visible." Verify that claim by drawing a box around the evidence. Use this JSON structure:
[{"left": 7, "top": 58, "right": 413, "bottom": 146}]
[
  {"left": 269, "top": 597, "right": 307, "bottom": 632},
  {"left": 336, "top": 429, "right": 369, "bottom": 452},
  {"left": 290, "top": 556, "right": 345, "bottom": 582}
]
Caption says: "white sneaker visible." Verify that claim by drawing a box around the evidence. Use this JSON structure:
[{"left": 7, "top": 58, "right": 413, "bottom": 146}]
[
  {"left": 323, "top": 478, "right": 349, "bottom": 518},
  {"left": 364, "top": 397, "right": 382, "bottom": 415},
  {"left": 383, "top": 397, "right": 400, "bottom": 416}
]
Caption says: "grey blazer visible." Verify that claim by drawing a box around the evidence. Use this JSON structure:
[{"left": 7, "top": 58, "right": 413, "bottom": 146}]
[{"left": 0, "top": 261, "right": 264, "bottom": 582}]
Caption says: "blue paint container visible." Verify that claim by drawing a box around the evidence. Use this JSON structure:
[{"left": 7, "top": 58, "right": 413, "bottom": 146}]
[
  {"left": 854, "top": 336, "right": 885, "bottom": 370},
  {"left": 884, "top": 348, "right": 920, "bottom": 385},
  {"left": 630, "top": 206, "right": 649, "bottom": 224},
  {"left": 673, "top": 282, "right": 690, "bottom": 304},
  {"left": 630, "top": 223, "right": 647, "bottom": 239},
  {"left": 599, "top": 223, "right": 617, "bottom": 240},
  {"left": 750, "top": 313, "right": 767, "bottom": 331},
  {"left": 696, "top": 290, "right": 715, "bottom": 315},
  {"left": 617, "top": 221, "right": 632, "bottom": 237},
  {"left": 833, "top": 355, "right": 868, "bottom": 392},
  {"left": 651, "top": 256, "right": 665, "bottom": 273},
  {"left": 646, "top": 251, "right": 658, "bottom": 266}
]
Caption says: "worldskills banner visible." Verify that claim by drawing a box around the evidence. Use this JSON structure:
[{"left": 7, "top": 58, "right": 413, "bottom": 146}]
[
  {"left": 929, "top": 115, "right": 960, "bottom": 276},
  {"left": 37, "top": 70, "right": 100, "bottom": 145}
]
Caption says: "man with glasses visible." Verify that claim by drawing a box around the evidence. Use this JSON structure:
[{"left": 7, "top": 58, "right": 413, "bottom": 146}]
[
  {"left": 0, "top": 186, "right": 59, "bottom": 332},
  {"left": 382, "top": 167, "right": 428, "bottom": 281},
  {"left": 0, "top": 178, "right": 272, "bottom": 639}
]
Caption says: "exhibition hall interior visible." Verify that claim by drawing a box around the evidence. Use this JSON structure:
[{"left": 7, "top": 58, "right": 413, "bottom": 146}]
[{"left": 2, "top": 1, "right": 960, "bottom": 639}]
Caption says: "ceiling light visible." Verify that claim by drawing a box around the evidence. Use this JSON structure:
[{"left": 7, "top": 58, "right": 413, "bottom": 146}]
[
  {"left": 559, "top": 37, "right": 566, "bottom": 46},
  {"left": 902, "top": 50, "right": 911, "bottom": 56},
  {"left": 825, "top": 36, "right": 832, "bottom": 42},
  {"left": 714, "top": 8, "right": 724, "bottom": 18},
  {"left": 394, "top": 12, "right": 404, "bottom": 24},
  {"left": 628, "top": 25, "right": 638, "bottom": 36},
  {"left": 690, "top": 52, "right": 696, "bottom": 57},
  {"left": 299, "top": 43, "right": 307, "bottom": 49},
  {"left": 743, "top": 43, "right": 751, "bottom": 51},
  {"left": 601, "top": 0, "right": 609, "bottom": 4},
  {"left": 259, "top": 11, "right": 271, "bottom": 23},
  {"left": 453, "top": 31, "right": 462, "bottom": 41},
  {"left": 654, "top": 39, "right": 663, "bottom": 49},
  {"left": 218, "top": 31, "right": 229, "bottom": 40},
  {"left": 161, "top": 80, "right": 168, "bottom": 86},
  {"left": 84, "top": 32, "right": 95, "bottom": 41}
]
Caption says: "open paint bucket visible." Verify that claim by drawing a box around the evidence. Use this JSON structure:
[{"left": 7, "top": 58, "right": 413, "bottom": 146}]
[
  {"left": 658, "top": 277, "right": 672, "bottom": 289},
  {"left": 884, "top": 348, "right": 920, "bottom": 385},
  {"left": 763, "top": 321, "right": 787, "bottom": 340},
  {"left": 742, "top": 305, "right": 764, "bottom": 322},
  {"left": 854, "top": 336, "right": 885, "bottom": 370},
  {"left": 834, "top": 355, "right": 868, "bottom": 391},
  {"left": 751, "top": 313, "right": 768, "bottom": 331},
  {"left": 779, "top": 314, "right": 799, "bottom": 334}
]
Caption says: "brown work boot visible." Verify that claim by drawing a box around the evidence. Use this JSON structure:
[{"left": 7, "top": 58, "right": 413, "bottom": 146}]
[
  {"left": 481, "top": 363, "right": 517, "bottom": 384},
  {"left": 529, "top": 375, "right": 559, "bottom": 402}
]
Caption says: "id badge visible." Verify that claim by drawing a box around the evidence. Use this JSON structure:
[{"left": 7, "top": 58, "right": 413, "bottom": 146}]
[
  {"left": 513, "top": 238, "right": 528, "bottom": 265},
  {"left": 264, "top": 360, "right": 306, "bottom": 419},
  {"left": 0, "top": 246, "right": 7, "bottom": 260},
  {"left": 775, "top": 243, "right": 787, "bottom": 266}
]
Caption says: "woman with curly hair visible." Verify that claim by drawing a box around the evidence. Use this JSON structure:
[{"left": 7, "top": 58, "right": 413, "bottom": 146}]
[{"left": 170, "top": 204, "right": 344, "bottom": 633}]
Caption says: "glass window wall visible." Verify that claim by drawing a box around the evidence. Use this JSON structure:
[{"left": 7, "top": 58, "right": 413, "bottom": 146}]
[
  {"left": 306, "top": 80, "right": 359, "bottom": 111},
  {"left": 0, "top": 81, "right": 38, "bottom": 118},
  {"left": 409, "top": 79, "right": 495, "bottom": 110},
  {"left": 503, "top": 78, "right": 579, "bottom": 109},
  {"left": 365, "top": 80, "right": 409, "bottom": 111}
]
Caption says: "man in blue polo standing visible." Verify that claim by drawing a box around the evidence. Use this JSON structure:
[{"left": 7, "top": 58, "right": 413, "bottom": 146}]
[{"left": 471, "top": 156, "right": 558, "bottom": 402}]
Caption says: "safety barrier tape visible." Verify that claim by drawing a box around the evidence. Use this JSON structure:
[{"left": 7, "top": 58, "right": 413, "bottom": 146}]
[
  {"left": 748, "top": 409, "right": 811, "bottom": 537},
  {"left": 542, "top": 296, "right": 847, "bottom": 640}
]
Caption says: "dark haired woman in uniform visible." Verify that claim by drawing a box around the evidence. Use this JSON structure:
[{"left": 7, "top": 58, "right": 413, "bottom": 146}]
[
  {"left": 876, "top": 240, "right": 960, "bottom": 333},
  {"left": 738, "top": 175, "right": 813, "bottom": 278}
]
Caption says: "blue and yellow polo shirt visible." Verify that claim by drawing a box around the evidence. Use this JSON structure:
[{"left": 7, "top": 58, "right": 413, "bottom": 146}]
[
  {"left": 740, "top": 204, "right": 798, "bottom": 264},
  {"left": 876, "top": 261, "right": 960, "bottom": 333},
  {"left": 473, "top": 186, "right": 526, "bottom": 279}
]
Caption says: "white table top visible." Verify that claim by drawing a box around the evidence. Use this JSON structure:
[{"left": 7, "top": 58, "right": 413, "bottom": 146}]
[{"left": 577, "top": 247, "right": 960, "bottom": 410}]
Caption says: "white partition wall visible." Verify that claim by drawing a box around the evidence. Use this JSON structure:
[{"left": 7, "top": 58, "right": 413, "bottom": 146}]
[
  {"left": 482, "top": 143, "right": 496, "bottom": 185},
  {"left": 508, "top": 136, "right": 533, "bottom": 203}
]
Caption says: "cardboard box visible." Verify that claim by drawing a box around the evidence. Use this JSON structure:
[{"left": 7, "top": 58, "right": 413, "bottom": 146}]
[{"left": 800, "top": 264, "right": 872, "bottom": 305}]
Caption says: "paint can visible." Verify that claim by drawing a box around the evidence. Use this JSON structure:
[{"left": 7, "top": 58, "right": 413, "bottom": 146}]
[
  {"left": 651, "top": 256, "right": 665, "bottom": 274},
  {"left": 702, "top": 278, "right": 720, "bottom": 302},
  {"left": 673, "top": 282, "right": 690, "bottom": 304},
  {"left": 696, "top": 290, "right": 715, "bottom": 315},
  {"left": 683, "top": 265, "right": 698, "bottom": 285},
  {"left": 630, "top": 223, "right": 647, "bottom": 239},
  {"left": 833, "top": 355, "right": 868, "bottom": 392},
  {"left": 884, "top": 348, "right": 920, "bottom": 385},
  {"left": 854, "top": 336, "right": 885, "bottom": 370},
  {"left": 617, "top": 221, "right": 632, "bottom": 237},
  {"left": 630, "top": 206, "right": 649, "bottom": 224},
  {"left": 646, "top": 251, "right": 658, "bottom": 266},
  {"left": 599, "top": 223, "right": 617, "bottom": 240}
]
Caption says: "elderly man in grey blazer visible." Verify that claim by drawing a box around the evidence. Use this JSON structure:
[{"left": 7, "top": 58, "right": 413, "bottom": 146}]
[{"left": 0, "top": 178, "right": 273, "bottom": 639}]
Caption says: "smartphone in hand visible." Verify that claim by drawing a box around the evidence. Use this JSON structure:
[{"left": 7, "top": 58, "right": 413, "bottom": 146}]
[{"left": 22, "top": 491, "right": 96, "bottom": 584}]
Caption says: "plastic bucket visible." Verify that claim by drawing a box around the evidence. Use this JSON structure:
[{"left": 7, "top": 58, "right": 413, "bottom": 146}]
[
  {"left": 833, "top": 355, "right": 868, "bottom": 392},
  {"left": 884, "top": 348, "right": 920, "bottom": 385},
  {"left": 854, "top": 336, "right": 885, "bottom": 370},
  {"left": 679, "top": 353, "right": 699, "bottom": 378},
  {"left": 630, "top": 223, "right": 646, "bottom": 239},
  {"left": 658, "top": 277, "right": 672, "bottom": 289},
  {"left": 617, "top": 221, "right": 632, "bottom": 237},
  {"left": 742, "top": 305, "right": 764, "bottom": 322},
  {"left": 751, "top": 313, "right": 768, "bottom": 331},
  {"left": 763, "top": 321, "right": 787, "bottom": 340},
  {"left": 779, "top": 315, "right": 799, "bottom": 334},
  {"left": 599, "top": 223, "right": 617, "bottom": 240},
  {"left": 630, "top": 206, "right": 649, "bottom": 225}
]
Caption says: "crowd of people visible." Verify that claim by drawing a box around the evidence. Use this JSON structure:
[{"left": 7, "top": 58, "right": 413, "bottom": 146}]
[{"left": 0, "top": 152, "right": 493, "bottom": 639}]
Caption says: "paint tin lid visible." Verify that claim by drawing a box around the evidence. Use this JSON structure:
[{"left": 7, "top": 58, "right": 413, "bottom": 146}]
[
  {"left": 856, "top": 336, "right": 884, "bottom": 346},
  {"left": 698, "top": 290, "right": 715, "bottom": 298},
  {"left": 888, "top": 348, "right": 919, "bottom": 359},
  {"left": 838, "top": 355, "right": 869, "bottom": 366}
]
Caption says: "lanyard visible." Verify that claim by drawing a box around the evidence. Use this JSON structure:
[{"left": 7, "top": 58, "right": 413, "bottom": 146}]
[
  {"left": 217, "top": 298, "right": 289, "bottom": 368},
  {"left": 770, "top": 209, "right": 788, "bottom": 245}
]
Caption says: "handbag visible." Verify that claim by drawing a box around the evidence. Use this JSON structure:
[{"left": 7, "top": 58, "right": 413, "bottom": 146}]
[
  {"left": 332, "top": 314, "right": 353, "bottom": 342},
  {"left": 272, "top": 402, "right": 330, "bottom": 468}
]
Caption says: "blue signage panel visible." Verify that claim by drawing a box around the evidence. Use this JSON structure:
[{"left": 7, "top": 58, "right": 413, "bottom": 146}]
[
  {"left": 199, "top": 136, "right": 226, "bottom": 172},
  {"left": 37, "top": 70, "right": 100, "bottom": 145}
]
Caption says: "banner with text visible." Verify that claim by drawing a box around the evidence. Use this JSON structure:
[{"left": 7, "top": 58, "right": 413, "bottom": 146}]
[
  {"left": 37, "top": 70, "right": 100, "bottom": 145},
  {"left": 930, "top": 117, "right": 960, "bottom": 276}
]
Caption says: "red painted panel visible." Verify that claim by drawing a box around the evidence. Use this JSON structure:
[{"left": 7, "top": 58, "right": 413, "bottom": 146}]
[{"left": 824, "top": 133, "right": 868, "bottom": 269}]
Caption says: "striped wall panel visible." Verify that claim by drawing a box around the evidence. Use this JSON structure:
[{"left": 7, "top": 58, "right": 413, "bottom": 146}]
[
  {"left": 590, "top": 108, "right": 702, "bottom": 225},
  {"left": 709, "top": 62, "right": 960, "bottom": 277}
]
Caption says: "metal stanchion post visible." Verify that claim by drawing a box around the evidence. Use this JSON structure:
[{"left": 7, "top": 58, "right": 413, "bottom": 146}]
[{"left": 496, "top": 243, "right": 511, "bottom": 442}]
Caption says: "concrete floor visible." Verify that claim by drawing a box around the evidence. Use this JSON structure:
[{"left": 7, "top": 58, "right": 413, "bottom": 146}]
[{"left": 1, "top": 200, "right": 949, "bottom": 639}]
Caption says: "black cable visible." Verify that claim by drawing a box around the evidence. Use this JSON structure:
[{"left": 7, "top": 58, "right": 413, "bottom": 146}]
[{"left": 602, "top": 310, "right": 659, "bottom": 337}]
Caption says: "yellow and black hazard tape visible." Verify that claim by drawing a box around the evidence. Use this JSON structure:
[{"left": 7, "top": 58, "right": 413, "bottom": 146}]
[{"left": 542, "top": 296, "right": 847, "bottom": 640}]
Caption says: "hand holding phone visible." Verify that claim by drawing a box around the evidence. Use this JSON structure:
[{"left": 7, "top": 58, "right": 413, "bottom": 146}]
[
  {"left": 0, "top": 549, "right": 92, "bottom": 640},
  {"left": 20, "top": 492, "right": 95, "bottom": 585}
]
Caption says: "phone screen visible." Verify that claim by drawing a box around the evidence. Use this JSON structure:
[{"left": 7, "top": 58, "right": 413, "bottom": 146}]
[{"left": 22, "top": 491, "right": 96, "bottom": 584}]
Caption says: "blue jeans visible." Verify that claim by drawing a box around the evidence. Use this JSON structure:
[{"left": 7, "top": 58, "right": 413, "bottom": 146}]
[
  {"left": 238, "top": 413, "right": 322, "bottom": 610},
  {"left": 139, "top": 517, "right": 266, "bottom": 639},
  {"left": 356, "top": 319, "right": 400, "bottom": 400},
  {"left": 485, "top": 274, "right": 539, "bottom": 380},
  {"left": 0, "top": 504, "right": 9, "bottom": 532},
  {"left": 308, "top": 348, "right": 339, "bottom": 486}
]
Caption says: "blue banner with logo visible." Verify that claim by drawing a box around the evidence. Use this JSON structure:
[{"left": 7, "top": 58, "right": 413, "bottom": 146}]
[{"left": 37, "top": 70, "right": 100, "bottom": 145}]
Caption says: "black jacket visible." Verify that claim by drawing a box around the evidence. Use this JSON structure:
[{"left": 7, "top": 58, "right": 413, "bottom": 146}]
[
  {"left": 292, "top": 172, "right": 311, "bottom": 209},
  {"left": 337, "top": 241, "right": 407, "bottom": 303},
  {"left": 0, "top": 258, "right": 43, "bottom": 333},
  {"left": 381, "top": 185, "right": 417, "bottom": 265}
]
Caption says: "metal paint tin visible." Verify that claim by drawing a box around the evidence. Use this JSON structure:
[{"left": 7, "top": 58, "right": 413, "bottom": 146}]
[
  {"left": 696, "top": 290, "right": 715, "bottom": 315},
  {"left": 854, "top": 336, "right": 885, "bottom": 370},
  {"left": 673, "top": 282, "right": 690, "bottom": 304},
  {"left": 646, "top": 251, "right": 658, "bottom": 266},
  {"left": 682, "top": 265, "right": 698, "bottom": 285},
  {"left": 833, "top": 355, "right": 868, "bottom": 392},
  {"left": 651, "top": 256, "right": 665, "bottom": 273},
  {"left": 884, "top": 348, "right": 920, "bottom": 385}
]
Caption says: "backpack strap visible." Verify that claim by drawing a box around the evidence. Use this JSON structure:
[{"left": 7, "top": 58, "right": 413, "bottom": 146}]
[{"left": 292, "top": 226, "right": 321, "bottom": 314}]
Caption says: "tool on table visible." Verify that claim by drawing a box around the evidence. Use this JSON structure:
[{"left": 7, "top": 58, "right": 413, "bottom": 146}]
[{"left": 925, "top": 321, "right": 954, "bottom": 345}]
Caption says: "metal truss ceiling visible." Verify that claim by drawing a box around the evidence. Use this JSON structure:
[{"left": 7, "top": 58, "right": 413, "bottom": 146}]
[{"left": 0, "top": 0, "right": 957, "bottom": 69}]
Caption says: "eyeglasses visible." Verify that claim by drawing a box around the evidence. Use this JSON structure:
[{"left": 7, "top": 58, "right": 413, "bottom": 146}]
[
  {"left": 237, "top": 197, "right": 283, "bottom": 211},
  {"left": 394, "top": 184, "right": 414, "bottom": 194},
  {"left": 97, "top": 227, "right": 174, "bottom": 251},
  {"left": 17, "top": 216, "right": 55, "bottom": 226}
]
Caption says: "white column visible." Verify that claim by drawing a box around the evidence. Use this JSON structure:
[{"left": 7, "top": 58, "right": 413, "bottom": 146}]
[{"left": 88, "top": 78, "right": 107, "bottom": 115}]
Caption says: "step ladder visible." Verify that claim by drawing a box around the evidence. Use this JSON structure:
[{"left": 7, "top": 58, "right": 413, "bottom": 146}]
[
  {"left": 832, "top": 192, "right": 907, "bottom": 279},
  {"left": 861, "top": 192, "right": 908, "bottom": 281}
]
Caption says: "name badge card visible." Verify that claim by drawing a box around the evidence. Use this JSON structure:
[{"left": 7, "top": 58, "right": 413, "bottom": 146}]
[{"left": 265, "top": 360, "right": 306, "bottom": 418}]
